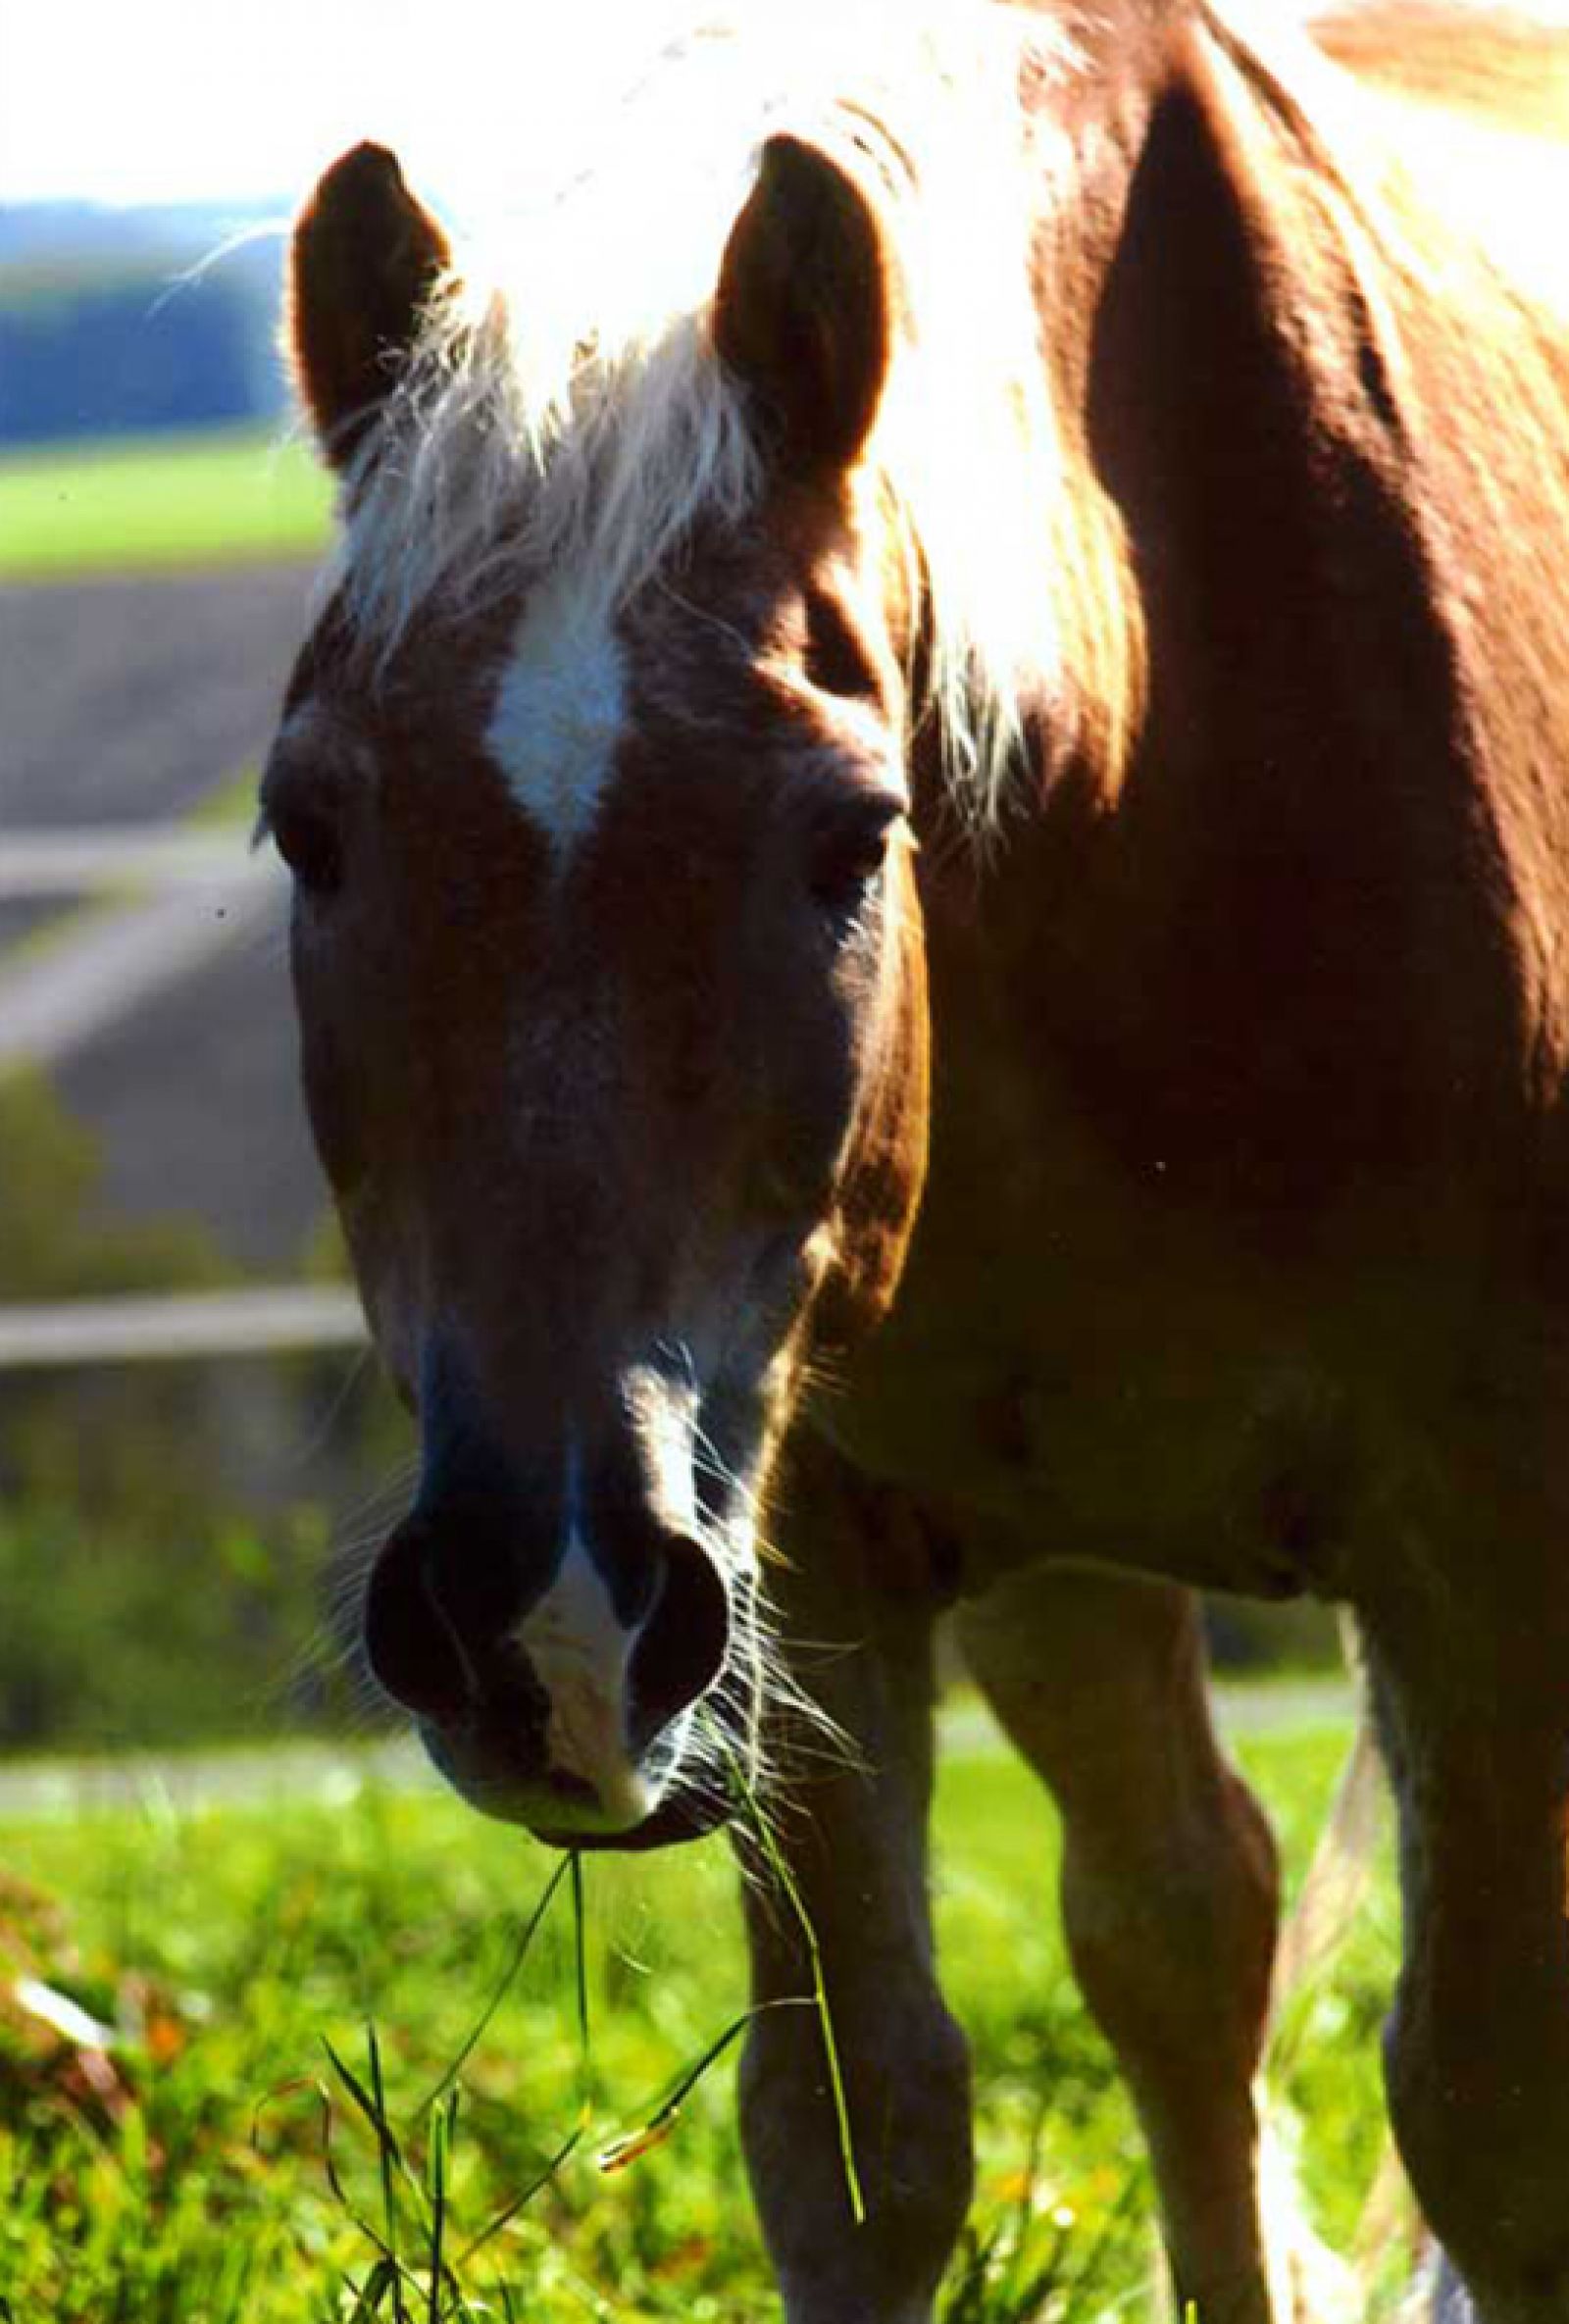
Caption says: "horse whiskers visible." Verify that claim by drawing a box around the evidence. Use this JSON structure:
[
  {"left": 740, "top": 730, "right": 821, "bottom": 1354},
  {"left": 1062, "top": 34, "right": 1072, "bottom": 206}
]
[
  {"left": 257, "top": 1618, "right": 391, "bottom": 1735},
  {"left": 327, "top": 1454, "right": 422, "bottom": 1542},
  {"left": 722, "top": 1579, "right": 867, "bottom": 1792},
  {"left": 270, "top": 1352, "right": 396, "bottom": 1484},
  {"left": 318, "top": 1532, "right": 389, "bottom": 1632}
]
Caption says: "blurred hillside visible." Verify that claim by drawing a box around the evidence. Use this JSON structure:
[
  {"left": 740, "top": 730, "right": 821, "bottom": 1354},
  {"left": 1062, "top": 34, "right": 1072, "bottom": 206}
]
[{"left": 0, "top": 202, "right": 287, "bottom": 446}]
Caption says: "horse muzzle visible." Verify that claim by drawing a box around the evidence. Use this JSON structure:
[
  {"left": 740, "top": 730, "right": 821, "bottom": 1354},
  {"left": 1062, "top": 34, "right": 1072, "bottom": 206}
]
[{"left": 364, "top": 1504, "right": 740, "bottom": 1844}]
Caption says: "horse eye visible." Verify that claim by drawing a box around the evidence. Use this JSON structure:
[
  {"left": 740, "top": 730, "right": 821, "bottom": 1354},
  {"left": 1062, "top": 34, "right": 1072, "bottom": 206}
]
[
  {"left": 270, "top": 798, "right": 344, "bottom": 897},
  {"left": 808, "top": 796, "right": 903, "bottom": 924}
]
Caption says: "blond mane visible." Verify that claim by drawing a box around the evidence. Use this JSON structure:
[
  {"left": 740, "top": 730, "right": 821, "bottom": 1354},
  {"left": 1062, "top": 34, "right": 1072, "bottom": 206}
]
[
  {"left": 336, "top": 0, "right": 1143, "bottom": 828},
  {"left": 335, "top": 0, "right": 1565, "bottom": 829}
]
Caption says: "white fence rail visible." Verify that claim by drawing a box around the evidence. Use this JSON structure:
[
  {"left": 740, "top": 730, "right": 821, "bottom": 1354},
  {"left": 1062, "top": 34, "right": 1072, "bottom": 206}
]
[
  {"left": 0, "top": 1286, "right": 367, "bottom": 1370},
  {"left": 0, "top": 829, "right": 264, "bottom": 897}
]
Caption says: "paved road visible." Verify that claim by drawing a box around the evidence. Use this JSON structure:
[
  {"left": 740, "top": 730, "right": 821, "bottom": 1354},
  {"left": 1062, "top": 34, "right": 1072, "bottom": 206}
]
[
  {"left": 0, "top": 563, "right": 327, "bottom": 1266},
  {"left": 48, "top": 891, "right": 322, "bottom": 1268},
  {"left": 941, "top": 1673, "right": 1358, "bottom": 1760},
  {"left": 0, "top": 834, "right": 316, "bottom": 1267},
  {"left": 0, "top": 1736, "right": 429, "bottom": 1825},
  {"left": 0, "top": 566, "right": 316, "bottom": 834},
  {"left": 0, "top": 1679, "right": 1359, "bottom": 1826}
]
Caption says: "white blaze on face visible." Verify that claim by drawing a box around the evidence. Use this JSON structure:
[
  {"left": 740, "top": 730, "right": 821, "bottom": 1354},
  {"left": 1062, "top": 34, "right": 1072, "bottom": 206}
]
[
  {"left": 484, "top": 575, "right": 628, "bottom": 859},
  {"left": 513, "top": 1522, "right": 653, "bottom": 1830}
]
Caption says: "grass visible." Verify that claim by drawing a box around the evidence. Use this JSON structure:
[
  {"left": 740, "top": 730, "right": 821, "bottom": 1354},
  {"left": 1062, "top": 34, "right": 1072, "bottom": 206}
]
[
  {"left": 0, "top": 425, "right": 331, "bottom": 580},
  {"left": 0, "top": 1710, "right": 1404, "bottom": 2322}
]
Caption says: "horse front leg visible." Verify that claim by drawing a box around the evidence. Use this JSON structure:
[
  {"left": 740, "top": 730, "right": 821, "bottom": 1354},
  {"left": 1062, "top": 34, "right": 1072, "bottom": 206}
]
[
  {"left": 734, "top": 1466, "right": 971, "bottom": 2324},
  {"left": 957, "top": 1566, "right": 1313, "bottom": 2324},
  {"left": 1363, "top": 1573, "right": 1569, "bottom": 2324}
]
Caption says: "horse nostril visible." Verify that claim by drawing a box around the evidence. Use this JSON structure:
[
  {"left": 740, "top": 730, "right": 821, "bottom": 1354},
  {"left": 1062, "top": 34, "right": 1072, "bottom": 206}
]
[
  {"left": 627, "top": 1535, "right": 731, "bottom": 1753},
  {"left": 364, "top": 1517, "right": 471, "bottom": 1725}
]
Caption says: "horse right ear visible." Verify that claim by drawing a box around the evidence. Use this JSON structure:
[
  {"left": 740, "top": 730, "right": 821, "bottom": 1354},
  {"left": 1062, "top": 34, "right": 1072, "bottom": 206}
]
[
  {"left": 713, "top": 135, "right": 893, "bottom": 477},
  {"left": 289, "top": 143, "right": 451, "bottom": 472}
]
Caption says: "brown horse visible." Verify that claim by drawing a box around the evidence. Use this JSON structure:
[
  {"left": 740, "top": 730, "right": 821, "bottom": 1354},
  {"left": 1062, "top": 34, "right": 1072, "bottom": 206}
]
[{"left": 265, "top": 3, "right": 1569, "bottom": 2315}]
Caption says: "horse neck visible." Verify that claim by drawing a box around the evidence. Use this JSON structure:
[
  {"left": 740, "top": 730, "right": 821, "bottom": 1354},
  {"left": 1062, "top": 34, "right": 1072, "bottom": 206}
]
[
  {"left": 918, "top": 0, "right": 1569, "bottom": 1213},
  {"left": 915, "top": 0, "right": 1564, "bottom": 843},
  {"left": 950, "top": 0, "right": 1559, "bottom": 825}
]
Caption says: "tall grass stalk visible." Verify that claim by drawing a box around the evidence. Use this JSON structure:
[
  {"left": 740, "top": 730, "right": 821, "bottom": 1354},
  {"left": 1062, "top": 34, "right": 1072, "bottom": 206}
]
[{"left": 714, "top": 1727, "right": 867, "bottom": 2228}]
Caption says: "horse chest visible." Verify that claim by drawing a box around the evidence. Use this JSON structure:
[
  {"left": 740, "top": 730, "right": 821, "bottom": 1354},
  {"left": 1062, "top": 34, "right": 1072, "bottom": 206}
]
[
  {"left": 828, "top": 820, "right": 1450, "bottom": 1598},
  {"left": 834, "top": 1075, "right": 1365, "bottom": 1598}
]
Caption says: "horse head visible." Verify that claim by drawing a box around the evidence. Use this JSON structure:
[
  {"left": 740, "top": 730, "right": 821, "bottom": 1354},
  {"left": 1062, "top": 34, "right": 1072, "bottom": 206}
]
[{"left": 266, "top": 136, "right": 930, "bottom": 1844}]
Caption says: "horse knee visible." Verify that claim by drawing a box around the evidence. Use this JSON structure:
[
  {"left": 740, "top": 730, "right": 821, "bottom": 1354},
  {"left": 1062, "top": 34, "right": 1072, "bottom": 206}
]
[{"left": 739, "top": 1981, "right": 972, "bottom": 2324}]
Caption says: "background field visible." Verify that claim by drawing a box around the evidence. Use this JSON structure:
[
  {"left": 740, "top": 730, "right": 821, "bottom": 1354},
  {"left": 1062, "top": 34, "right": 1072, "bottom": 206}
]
[
  {"left": 0, "top": 426, "right": 331, "bottom": 578},
  {"left": 0, "top": 1707, "right": 1401, "bottom": 2324}
]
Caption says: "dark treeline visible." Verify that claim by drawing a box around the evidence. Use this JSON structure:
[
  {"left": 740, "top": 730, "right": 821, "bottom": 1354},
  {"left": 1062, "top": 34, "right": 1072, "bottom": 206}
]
[{"left": 0, "top": 203, "right": 289, "bottom": 448}]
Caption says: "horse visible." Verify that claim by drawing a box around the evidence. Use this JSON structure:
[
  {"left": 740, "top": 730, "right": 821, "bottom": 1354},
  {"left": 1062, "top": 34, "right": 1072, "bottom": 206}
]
[{"left": 263, "top": 2, "right": 1569, "bottom": 2315}]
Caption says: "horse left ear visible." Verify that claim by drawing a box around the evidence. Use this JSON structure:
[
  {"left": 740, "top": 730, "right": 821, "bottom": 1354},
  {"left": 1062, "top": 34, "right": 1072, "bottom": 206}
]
[
  {"left": 713, "top": 134, "right": 893, "bottom": 476},
  {"left": 289, "top": 142, "right": 451, "bottom": 471}
]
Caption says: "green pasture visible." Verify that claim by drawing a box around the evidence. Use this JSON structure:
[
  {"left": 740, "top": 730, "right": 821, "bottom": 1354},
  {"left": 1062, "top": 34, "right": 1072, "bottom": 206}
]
[
  {"left": 0, "top": 1709, "right": 1410, "bottom": 2322},
  {"left": 0, "top": 427, "right": 331, "bottom": 579}
]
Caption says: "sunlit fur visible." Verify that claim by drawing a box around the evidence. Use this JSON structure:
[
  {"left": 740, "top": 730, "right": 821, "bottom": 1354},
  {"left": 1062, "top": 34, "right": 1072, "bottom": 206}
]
[
  {"left": 1314, "top": 0, "right": 1569, "bottom": 149},
  {"left": 1216, "top": 0, "right": 1569, "bottom": 329},
  {"left": 334, "top": 0, "right": 1145, "bottom": 825}
]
